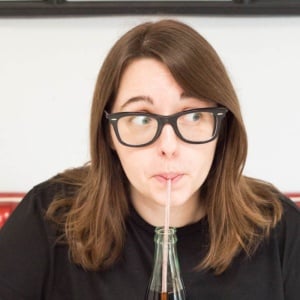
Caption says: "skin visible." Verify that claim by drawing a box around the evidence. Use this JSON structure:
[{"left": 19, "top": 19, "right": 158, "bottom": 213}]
[{"left": 110, "top": 58, "right": 218, "bottom": 227}]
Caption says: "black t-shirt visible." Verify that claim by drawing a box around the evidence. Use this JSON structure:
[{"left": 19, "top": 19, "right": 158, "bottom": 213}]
[{"left": 0, "top": 180, "right": 299, "bottom": 300}]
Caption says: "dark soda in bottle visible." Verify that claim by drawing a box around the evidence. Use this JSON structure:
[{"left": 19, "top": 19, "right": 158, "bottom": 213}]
[{"left": 146, "top": 290, "right": 185, "bottom": 300}]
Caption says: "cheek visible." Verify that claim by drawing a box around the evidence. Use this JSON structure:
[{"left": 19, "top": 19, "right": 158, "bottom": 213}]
[
  {"left": 114, "top": 145, "right": 148, "bottom": 183},
  {"left": 118, "top": 153, "right": 140, "bottom": 176},
  {"left": 111, "top": 128, "right": 149, "bottom": 179},
  {"left": 191, "top": 142, "right": 217, "bottom": 176}
]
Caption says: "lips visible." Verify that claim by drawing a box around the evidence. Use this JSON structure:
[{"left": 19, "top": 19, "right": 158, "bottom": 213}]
[{"left": 153, "top": 172, "right": 183, "bottom": 183}]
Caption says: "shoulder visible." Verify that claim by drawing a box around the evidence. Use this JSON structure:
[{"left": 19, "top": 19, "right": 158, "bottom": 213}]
[
  {"left": 273, "top": 195, "right": 300, "bottom": 246},
  {"left": 279, "top": 195, "right": 300, "bottom": 224},
  {"left": 272, "top": 195, "right": 300, "bottom": 286},
  {"left": 0, "top": 173, "right": 82, "bottom": 247},
  {"left": 23, "top": 166, "right": 88, "bottom": 212},
  {"left": 22, "top": 176, "right": 77, "bottom": 212},
  {"left": 0, "top": 176, "right": 77, "bottom": 299}
]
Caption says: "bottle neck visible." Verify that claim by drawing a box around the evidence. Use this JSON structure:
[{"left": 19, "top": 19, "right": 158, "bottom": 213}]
[
  {"left": 150, "top": 227, "right": 185, "bottom": 294},
  {"left": 145, "top": 227, "right": 186, "bottom": 299},
  {"left": 154, "top": 227, "right": 177, "bottom": 245},
  {"left": 152, "top": 227, "right": 178, "bottom": 274}
]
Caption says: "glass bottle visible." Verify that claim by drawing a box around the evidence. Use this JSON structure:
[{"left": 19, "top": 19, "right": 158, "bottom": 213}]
[{"left": 145, "top": 227, "right": 186, "bottom": 300}]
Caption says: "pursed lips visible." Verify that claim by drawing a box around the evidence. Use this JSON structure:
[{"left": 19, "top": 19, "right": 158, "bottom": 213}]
[{"left": 153, "top": 172, "right": 184, "bottom": 183}]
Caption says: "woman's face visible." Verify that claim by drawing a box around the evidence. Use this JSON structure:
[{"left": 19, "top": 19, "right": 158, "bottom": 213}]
[{"left": 110, "top": 58, "right": 218, "bottom": 226}]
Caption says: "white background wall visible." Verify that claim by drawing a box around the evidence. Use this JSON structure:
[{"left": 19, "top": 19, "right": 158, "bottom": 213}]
[{"left": 0, "top": 15, "right": 299, "bottom": 193}]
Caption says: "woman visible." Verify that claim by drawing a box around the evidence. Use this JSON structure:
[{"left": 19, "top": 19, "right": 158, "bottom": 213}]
[{"left": 0, "top": 19, "right": 299, "bottom": 300}]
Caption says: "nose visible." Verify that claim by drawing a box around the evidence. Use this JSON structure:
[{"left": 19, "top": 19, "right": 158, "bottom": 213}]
[{"left": 156, "top": 124, "right": 179, "bottom": 158}]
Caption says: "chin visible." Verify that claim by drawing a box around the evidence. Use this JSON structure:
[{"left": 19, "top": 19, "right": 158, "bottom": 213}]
[{"left": 155, "top": 194, "right": 191, "bottom": 208}]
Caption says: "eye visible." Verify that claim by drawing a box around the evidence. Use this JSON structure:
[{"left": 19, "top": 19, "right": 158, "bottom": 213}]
[
  {"left": 184, "top": 111, "right": 202, "bottom": 122},
  {"left": 130, "top": 115, "right": 153, "bottom": 126}
]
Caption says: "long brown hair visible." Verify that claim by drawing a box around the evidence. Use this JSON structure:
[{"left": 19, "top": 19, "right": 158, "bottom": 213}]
[{"left": 46, "top": 19, "right": 282, "bottom": 274}]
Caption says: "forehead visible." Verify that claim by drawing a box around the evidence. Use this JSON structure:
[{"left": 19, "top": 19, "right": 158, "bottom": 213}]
[
  {"left": 113, "top": 58, "right": 215, "bottom": 111},
  {"left": 119, "top": 58, "right": 177, "bottom": 89},
  {"left": 114, "top": 58, "right": 182, "bottom": 106}
]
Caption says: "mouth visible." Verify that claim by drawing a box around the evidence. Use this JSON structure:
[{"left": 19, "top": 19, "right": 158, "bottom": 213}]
[{"left": 153, "top": 172, "right": 184, "bottom": 183}]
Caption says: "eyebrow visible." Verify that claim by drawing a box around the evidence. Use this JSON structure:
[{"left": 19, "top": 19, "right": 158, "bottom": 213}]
[
  {"left": 119, "top": 92, "right": 210, "bottom": 110},
  {"left": 120, "top": 96, "right": 154, "bottom": 110}
]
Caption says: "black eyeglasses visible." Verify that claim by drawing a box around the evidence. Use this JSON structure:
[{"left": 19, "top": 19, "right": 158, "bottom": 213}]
[{"left": 105, "top": 107, "right": 228, "bottom": 147}]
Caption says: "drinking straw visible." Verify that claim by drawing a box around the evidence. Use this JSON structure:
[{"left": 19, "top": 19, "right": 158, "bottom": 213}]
[{"left": 162, "top": 179, "right": 172, "bottom": 294}]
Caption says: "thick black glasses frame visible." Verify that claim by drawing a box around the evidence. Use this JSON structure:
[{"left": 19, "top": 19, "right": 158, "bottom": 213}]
[{"left": 105, "top": 107, "right": 228, "bottom": 147}]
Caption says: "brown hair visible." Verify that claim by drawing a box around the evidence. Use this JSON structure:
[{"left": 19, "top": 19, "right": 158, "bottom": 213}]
[{"left": 46, "top": 19, "right": 282, "bottom": 274}]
